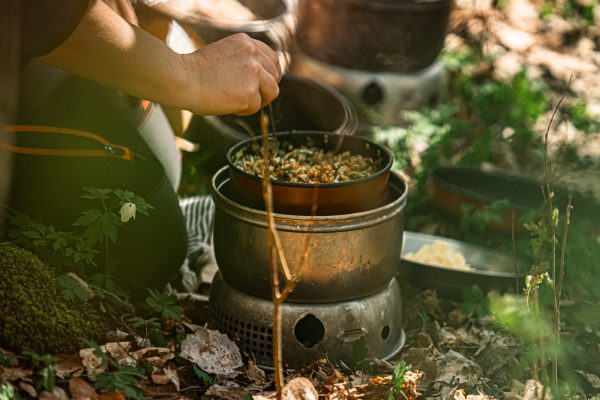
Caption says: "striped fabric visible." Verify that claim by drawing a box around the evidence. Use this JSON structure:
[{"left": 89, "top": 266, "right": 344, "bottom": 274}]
[{"left": 166, "top": 195, "right": 215, "bottom": 293}]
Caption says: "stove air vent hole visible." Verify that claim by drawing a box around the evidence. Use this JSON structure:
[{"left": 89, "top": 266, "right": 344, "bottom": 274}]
[
  {"left": 361, "top": 81, "right": 384, "bottom": 106},
  {"left": 381, "top": 325, "right": 390, "bottom": 341},
  {"left": 294, "top": 314, "right": 325, "bottom": 349}
]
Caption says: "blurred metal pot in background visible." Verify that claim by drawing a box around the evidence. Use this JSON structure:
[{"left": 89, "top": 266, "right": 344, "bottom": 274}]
[{"left": 295, "top": 0, "right": 452, "bottom": 72}]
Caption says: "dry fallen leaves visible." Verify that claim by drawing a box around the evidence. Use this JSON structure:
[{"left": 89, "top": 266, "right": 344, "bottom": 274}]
[
  {"left": 55, "top": 354, "right": 85, "bottom": 379},
  {"left": 39, "top": 386, "right": 70, "bottom": 400},
  {"left": 150, "top": 365, "right": 180, "bottom": 391},
  {"left": 69, "top": 377, "right": 99, "bottom": 400},
  {"left": 180, "top": 326, "right": 243, "bottom": 377},
  {"left": 453, "top": 388, "right": 495, "bottom": 400},
  {"left": 253, "top": 377, "right": 318, "bottom": 400}
]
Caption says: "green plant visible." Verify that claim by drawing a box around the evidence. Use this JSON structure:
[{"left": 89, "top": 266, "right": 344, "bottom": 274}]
[
  {"left": 564, "top": 100, "right": 600, "bottom": 134},
  {"left": 145, "top": 289, "right": 182, "bottom": 321},
  {"left": 460, "top": 199, "right": 510, "bottom": 238},
  {"left": 418, "top": 311, "right": 432, "bottom": 325},
  {"left": 351, "top": 336, "right": 369, "bottom": 370},
  {"left": 7, "top": 187, "right": 154, "bottom": 292},
  {"left": 74, "top": 187, "right": 154, "bottom": 287},
  {"left": 7, "top": 211, "right": 97, "bottom": 272},
  {"left": 561, "top": 0, "right": 597, "bottom": 23},
  {"left": 0, "top": 351, "right": 18, "bottom": 367},
  {"left": 127, "top": 316, "right": 162, "bottom": 343},
  {"left": 387, "top": 360, "right": 411, "bottom": 400},
  {"left": 0, "top": 383, "right": 20, "bottom": 400},
  {"left": 57, "top": 274, "right": 88, "bottom": 302},
  {"left": 21, "top": 351, "right": 56, "bottom": 392},
  {"left": 0, "top": 243, "right": 106, "bottom": 354},
  {"left": 94, "top": 365, "right": 146, "bottom": 400},
  {"left": 462, "top": 284, "right": 490, "bottom": 317},
  {"left": 193, "top": 365, "right": 214, "bottom": 385},
  {"left": 83, "top": 340, "right": 146, "bottom": 400}
]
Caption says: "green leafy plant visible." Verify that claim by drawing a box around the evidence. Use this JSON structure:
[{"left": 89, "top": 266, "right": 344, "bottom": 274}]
[
  {"left": 387, "top": 360, "right": 412, "bottom": 400},
  {"left": 462, "top": 284, "right": 490, "bottom": 317},
  {"left": 56, "top": 274, "right": 88, "bottom": 302},
  {"left": 128, "top": 316, "right": 161, "bottom": 332},
  {"left": 193, "top": 365, "right": 214, "bottom": 385},
  {"left": 0, "top": 383, "right": 20, "bottom": 400},
  {"left": 127, "top": 316, "right": 162, "bottom": 344},
  {"left": 351, "top": 336, "right": 369, "bottom": 370},
  {"left": 564, "top": 99, "right": 600, "bottom": 134},
  {"left": 82, "top": 340, "right": 146, "bottom": 400},
  {"left": 21, "top": 351, "right": 56, "bottom": 392},
  {"left": 7, "top": 187, "right": 153, "bottom": 293},
  {"left": 460, "top": 199, "right": 510, "bottom": 238},
  {"left": 0, "top": 351, "right": 18, "bottom": 367},
  {"left": 73, "top": 187, "right": 154, "bottom": 287},
  {"left": 145, "top": 289, "right": 182, "bottom": 321},
  {"left": 7, "top": 211, "right": 97, "bottom": 271},
  {"left": 94, "top": 364, "right": 146, "bottom": 400}
]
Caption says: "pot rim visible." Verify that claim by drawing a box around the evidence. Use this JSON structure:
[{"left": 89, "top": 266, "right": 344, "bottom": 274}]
[
  {"left": 226, "top": 131, "right": 393, "bottom": 189},
  {"left": 187, "top": 0, "right": 291, "bottom": 32},
  {"left": 333, "top": 0, "right": 452, "bottom": 10},
  {"left": 204, "top": 75, "right": 358, "bottom": 143},
  {"left": 211, "top": 165, "right": 408, "bottom": 228}
]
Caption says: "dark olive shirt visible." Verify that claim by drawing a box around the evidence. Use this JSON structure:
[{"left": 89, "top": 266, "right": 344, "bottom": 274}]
[{"left": 20, "top": 0, "right": 90, "bottom": 62}]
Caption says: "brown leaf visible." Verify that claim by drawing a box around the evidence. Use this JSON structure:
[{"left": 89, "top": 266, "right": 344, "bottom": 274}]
[
  {"left": 204, "top": 381, "right": 249, "bottom": 400},
  {"left": 527, "top": 46, "right": 599, "bottom": 81},
  {"left": 18, "top": 382, "right": 37, "bottom": 398},
  {"left": 503, "top": 0, "right": 540, "bottom": 32},
  {"left": 244, "top": 358, "right": 267, "bottom": 387},
  {"left": 522, "top": 380, "right": 546, "bottom": 400},
  {"left": 0, "top": 367, "right": 33, "bottom": 384},
  {"left": 132, "top": 347, "right": 174, "bottom": 367},
  {"left": 151, "top": 372, "right": 171, "bottom": 385},
  {"left": 150, "top": 365, "right": 180, "bottom": 391},
  {"left": 453, "top": 388, "right": 496, "bottom": 400},
  {"left": 56, "top": 354, "right": 85, "bottom": 379},
  {"left": 80, "top": 342, "right": 135, "bottom": 377},
  {"left": 69, "top": 377, "right": 98, "bottom": 400},
  {"left": 98, "top": 391, "right": 127, "bottom": 400},
  {"left": 180, "top": 327, "right": 242, "bottom": 377},
  {"left": 253, "top": 377, "right": 318, "bottom": 400},
  {"left": 39, "top": 387, "right": 70, "bottom": 400},
  {"left": 576, "top": 370, "right": 600, "bottom": 389},
  {"left": 403, "top": 370, "right": 424, "bottom": 400},
  {"left": 492, "top": 21, "right": 537, "bottom": 52}
]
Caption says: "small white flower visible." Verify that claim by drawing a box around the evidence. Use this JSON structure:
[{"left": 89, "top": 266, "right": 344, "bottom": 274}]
[{"left": 119, "top": 202, "right": 136, "bottom": 223}]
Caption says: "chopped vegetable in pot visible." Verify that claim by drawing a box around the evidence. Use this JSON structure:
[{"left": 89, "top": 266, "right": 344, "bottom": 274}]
[{"left": 233, "top": 142, "right": 381, "bottom": 184}]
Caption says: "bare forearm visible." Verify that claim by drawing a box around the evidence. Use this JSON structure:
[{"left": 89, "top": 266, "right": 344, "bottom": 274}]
[
  {"left": 39, "top": 0, "right": 194, "bottom": 111},
  {"left": 38, "top": 0, "right": 280, "bottom": 116}
]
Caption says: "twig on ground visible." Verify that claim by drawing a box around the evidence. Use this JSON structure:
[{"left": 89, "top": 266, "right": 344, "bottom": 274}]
[
  {"left": 260, "top": 109, "right": 316, "bottom": 400},
  {"left": 512, "top": 211, "right": 519, "bottom": 294}
]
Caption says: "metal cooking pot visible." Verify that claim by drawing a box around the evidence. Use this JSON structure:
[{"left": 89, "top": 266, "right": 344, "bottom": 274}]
[
  {"left": 211, "top": 166, "right": 407, "bottom": 303},
  {"left": 295, "top": 0, "right": 452, "bottom": 72},
  {"left": 186, "top": 75, "right": 357, "bottom": 173},
  {"left": 227, "top": 131, "right": 393, "bottom": 215},
  {"left": 184, "top": 0, "right": 294, "bottom": 51}
]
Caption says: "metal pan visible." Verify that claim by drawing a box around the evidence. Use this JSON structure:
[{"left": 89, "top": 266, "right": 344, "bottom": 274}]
[
  {"left": 399, "top": 231, "right": 526, "bottom": 299},
  {"left": 429, "top": 167, "right": 600, "bottom": 233},
  {"left": 226, "top": 131, "right": 393, "bottom": 215}
]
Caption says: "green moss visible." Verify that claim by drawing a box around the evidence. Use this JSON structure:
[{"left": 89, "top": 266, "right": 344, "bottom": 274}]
[{"left": 0, "top": 242, "right": 106, "bottom": 354}]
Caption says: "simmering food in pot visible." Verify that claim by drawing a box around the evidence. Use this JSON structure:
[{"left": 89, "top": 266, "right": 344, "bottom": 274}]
[{"left": 233, "top": 142, "right": 382, "bottom": 184}]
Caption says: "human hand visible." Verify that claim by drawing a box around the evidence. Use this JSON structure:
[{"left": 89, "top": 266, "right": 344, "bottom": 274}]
[
  {"left": 181, "top": 33, "right": 281, "bottom": 116},
  {"left": 103, "top": 0, "right": 139, "bottom": 25}
]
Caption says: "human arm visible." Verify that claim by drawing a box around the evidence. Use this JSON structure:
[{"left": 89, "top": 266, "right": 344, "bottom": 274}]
[{"left": 38, "top": 0, "right": 280, "bottom": 116}]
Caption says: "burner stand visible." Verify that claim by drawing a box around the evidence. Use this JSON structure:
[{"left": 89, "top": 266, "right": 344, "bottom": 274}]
[
  {"left": 208, "top": 272, "right": 405, "bottom": 369},
  {"left": 291, "top": 50, "right": 447, "bottom": 127}
]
